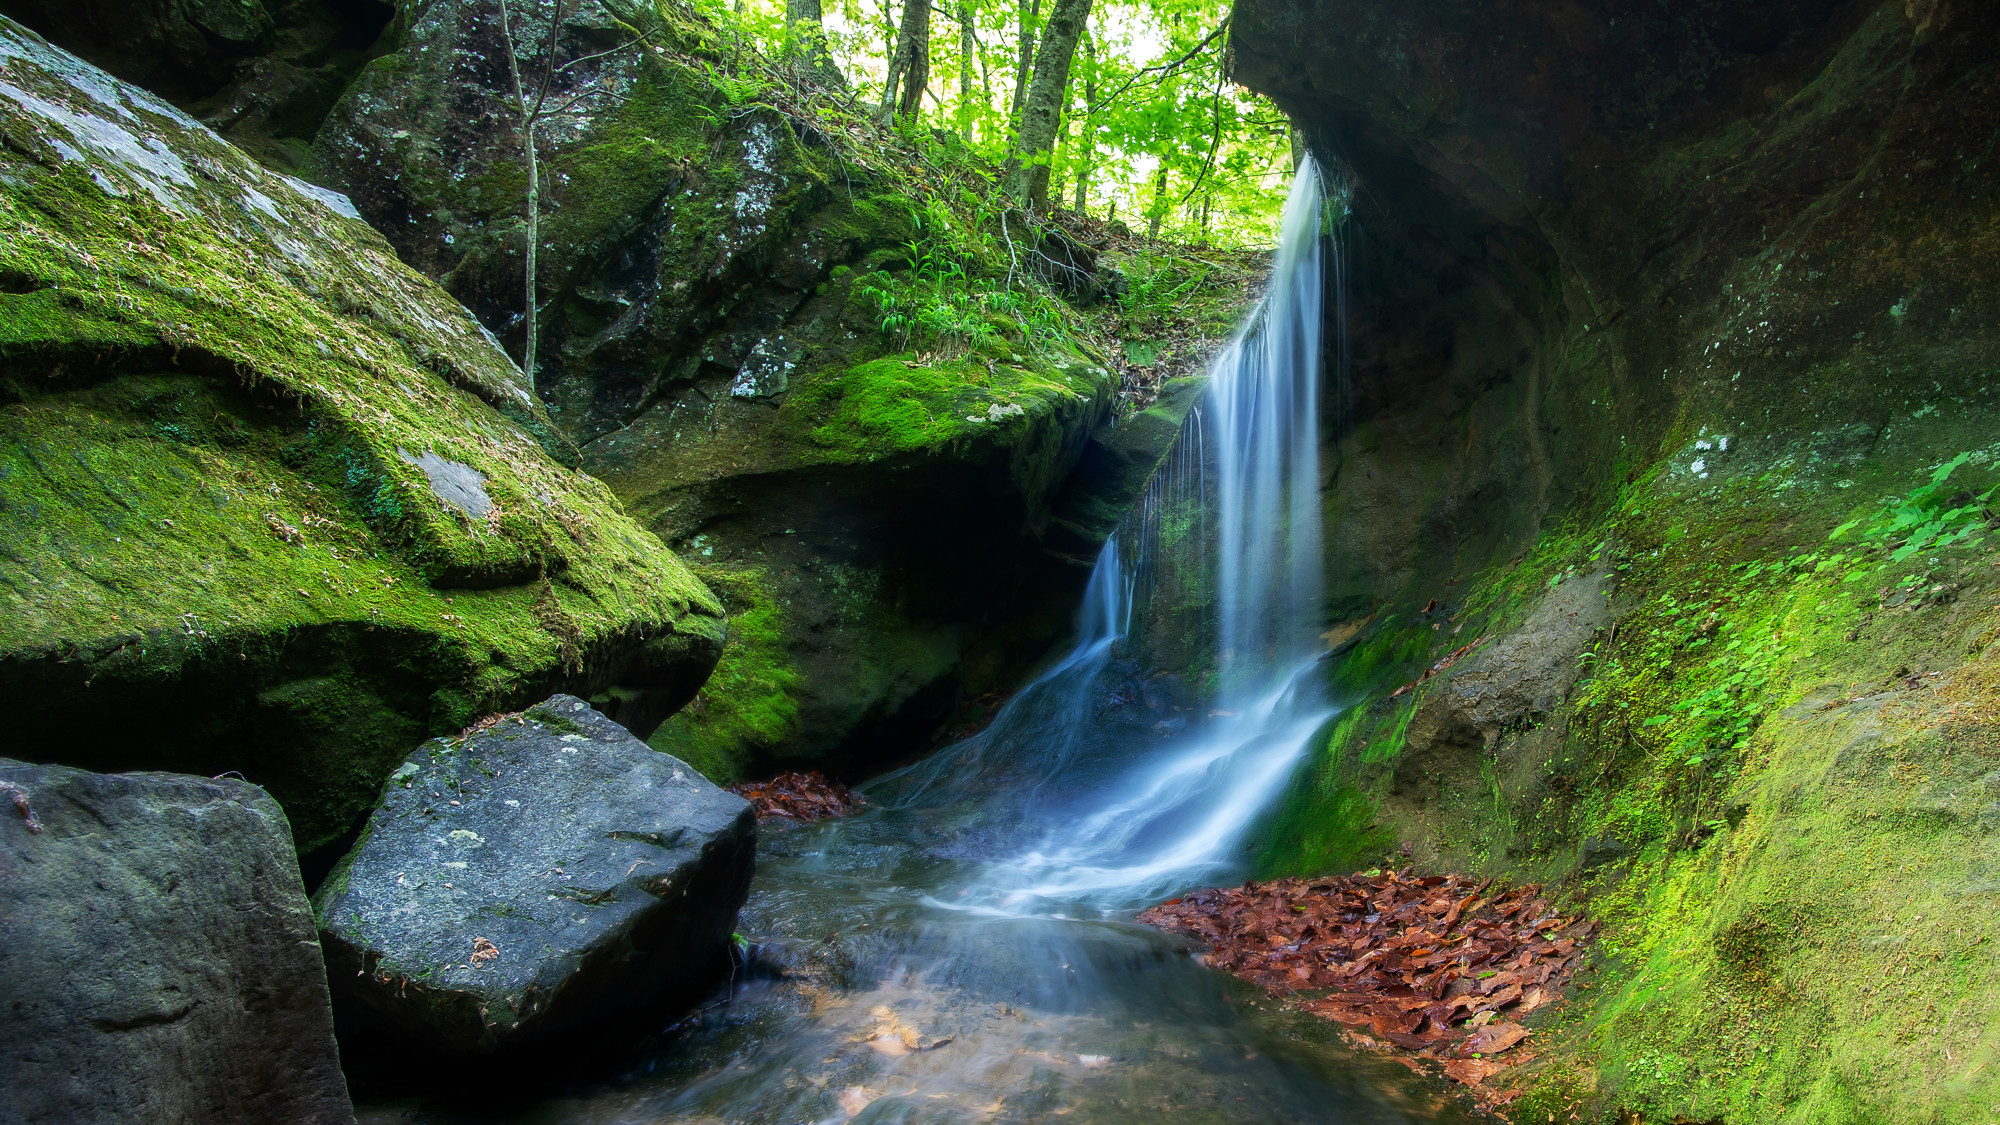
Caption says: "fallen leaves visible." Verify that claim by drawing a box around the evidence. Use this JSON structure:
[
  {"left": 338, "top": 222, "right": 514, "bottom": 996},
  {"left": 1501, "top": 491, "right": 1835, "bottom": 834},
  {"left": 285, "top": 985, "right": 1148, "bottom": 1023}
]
[
  {"left": 860, "top": 1005, "right": 954, "bottom": 1058},
  {"left": 1138, "top": 871, "right": 1594, "bottom": 1104},
  {"left": 728, "top": 770, "right": 865, "bottom": 823},
  {"left": 470, "top": 936, "right": 499, "bottom": 964}
]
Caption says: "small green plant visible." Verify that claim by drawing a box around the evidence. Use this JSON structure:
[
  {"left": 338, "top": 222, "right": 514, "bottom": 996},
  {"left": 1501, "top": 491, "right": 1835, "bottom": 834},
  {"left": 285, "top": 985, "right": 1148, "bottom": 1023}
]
[
  {"left": 1831, "top": 451, "right": 1999, "bottom": 561},
  {"left": 853, "top": 191, "right": 1073, "bottom": 355},
  {"left": 1118, "top": 253, "right": 1208, "bottom": 332}
]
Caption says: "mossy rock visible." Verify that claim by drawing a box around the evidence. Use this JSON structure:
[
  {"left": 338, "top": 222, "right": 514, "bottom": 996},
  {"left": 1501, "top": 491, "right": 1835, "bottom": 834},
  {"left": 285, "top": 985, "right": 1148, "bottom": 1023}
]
[
  {"left": 0, "top": 17, "right": 721, "bottom": 868},
  {"left": 307, "top": 0, "right": 1199, "bottom": 782}
]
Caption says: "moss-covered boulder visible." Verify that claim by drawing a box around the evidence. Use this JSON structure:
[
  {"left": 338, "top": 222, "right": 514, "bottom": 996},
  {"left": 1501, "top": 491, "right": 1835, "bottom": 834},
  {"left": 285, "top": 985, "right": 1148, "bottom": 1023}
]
[
  {"left": 1232, "top": 0, "right": 2000, "bottom": 1119},
  {"left": 310, "top": 0, "right": 1156, "bottom": 781},
  {"left": 0, "top": 16, "right": 722, "bottom": 869}
]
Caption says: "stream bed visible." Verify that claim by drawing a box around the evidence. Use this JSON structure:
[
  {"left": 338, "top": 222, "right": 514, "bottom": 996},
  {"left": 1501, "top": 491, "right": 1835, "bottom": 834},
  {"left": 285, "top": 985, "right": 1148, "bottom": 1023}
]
[{"left": 357, "top": 673, "right": 1475, "bottom": 1125}]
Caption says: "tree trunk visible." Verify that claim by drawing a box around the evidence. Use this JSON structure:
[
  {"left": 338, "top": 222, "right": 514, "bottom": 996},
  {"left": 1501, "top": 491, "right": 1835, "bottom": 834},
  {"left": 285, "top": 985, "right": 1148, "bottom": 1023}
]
[
  {"left": 878, "top": 0, "right": 931, "bottom": 123},
  {"left": 1008, "top": 0, "right": 1039, "bottom": 119},
  {"left": 523, "top": 121, "right": 540, "bottom": 389},
  {"left": 1047, "top": 97, "right": 1068, "bottom": 206},
  {"left": 1146, "top": 163, "right": 1168, "bottom": 238},
  {"left": 786, "top": 0, "right": 848, "bottom": 88},
  {"left": 957, "top": 0, "right": 974, "bottom": 140},
  {"left": 1071, "top": 31, "right": 1093, "bottom": 212},
  {"left": 1004, "top": 0, "right": 1091, "bottom": 209},
  {"left": 497, "top": 0, "right": 539, "bottom": 392}
]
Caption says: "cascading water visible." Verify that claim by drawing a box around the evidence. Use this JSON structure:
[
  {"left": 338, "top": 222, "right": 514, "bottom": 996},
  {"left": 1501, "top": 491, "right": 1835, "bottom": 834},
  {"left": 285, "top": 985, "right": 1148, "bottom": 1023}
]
[
  {"left": 885, "top": 156, "right": 1336, "bottom": 909},
  {"left": 361, "top": 157, "right": 1467, "bottom": 1125}
]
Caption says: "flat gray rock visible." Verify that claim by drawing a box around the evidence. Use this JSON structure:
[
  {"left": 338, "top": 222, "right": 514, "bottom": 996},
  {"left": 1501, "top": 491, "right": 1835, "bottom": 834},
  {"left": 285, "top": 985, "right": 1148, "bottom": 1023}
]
[
  {"left": 314, "top": 695, "right": 756, "bottom": 1057},
  {"left": 0, "top": 760, "right": 355, "bottom": 1125}
]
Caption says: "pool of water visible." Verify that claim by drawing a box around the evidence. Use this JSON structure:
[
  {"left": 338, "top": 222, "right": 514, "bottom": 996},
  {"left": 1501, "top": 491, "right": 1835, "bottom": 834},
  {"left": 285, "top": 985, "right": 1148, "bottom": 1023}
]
[{"left": 357, "top": 662, "right": 1473, "bottom": 1125}]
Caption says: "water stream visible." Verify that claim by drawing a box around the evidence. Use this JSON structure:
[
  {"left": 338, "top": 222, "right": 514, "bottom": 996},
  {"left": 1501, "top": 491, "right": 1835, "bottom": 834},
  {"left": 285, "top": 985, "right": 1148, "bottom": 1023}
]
[{"left": 362, "top": 160, "right": 1467, "bottom": 1125}]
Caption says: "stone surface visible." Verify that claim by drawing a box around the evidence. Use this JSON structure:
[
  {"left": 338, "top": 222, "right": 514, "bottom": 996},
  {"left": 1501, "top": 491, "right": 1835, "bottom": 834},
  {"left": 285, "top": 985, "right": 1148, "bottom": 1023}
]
[
  {"left": 0, "top": 759, "right": 354, "bottom": 1125},
  {"left": 0, "top": 17, "right": 722, "bottom": 868},
  {"left": 1394, "top": 571, "right": 1614, "bottom": 806},
  {"left": 314, "top": 695, "right": 756, "bottom": 1057}
]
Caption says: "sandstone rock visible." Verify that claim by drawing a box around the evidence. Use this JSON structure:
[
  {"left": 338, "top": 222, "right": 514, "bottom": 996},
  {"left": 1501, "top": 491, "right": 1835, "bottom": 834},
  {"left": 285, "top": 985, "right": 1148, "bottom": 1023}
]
[
  {"left": 314, "top": 695, "right": 756, "bottom": 1057},
  {"left": 0, "top": 759, "right": 354, "bottom": 1125},
  {"left": 0, "top": 17, "right": 722, "bottom": 865}
]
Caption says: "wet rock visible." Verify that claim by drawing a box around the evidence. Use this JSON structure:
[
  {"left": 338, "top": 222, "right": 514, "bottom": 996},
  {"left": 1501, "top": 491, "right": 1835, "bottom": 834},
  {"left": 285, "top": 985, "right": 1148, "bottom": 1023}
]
[
  {"left": 1, "top": 0, "right": 394, "bottom": 170},
  {"left": 0, "top": 759, "right": 354, "bottom": 1125},
  {"left": 314, "top": 695, "right": 756, "bottom": 1057}
]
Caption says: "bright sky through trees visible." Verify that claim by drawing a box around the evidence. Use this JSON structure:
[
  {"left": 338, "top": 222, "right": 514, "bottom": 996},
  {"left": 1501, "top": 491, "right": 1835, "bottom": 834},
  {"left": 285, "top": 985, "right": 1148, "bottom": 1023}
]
[{"left": 706, "top": 0, "right": 1297, "bottom": 244}]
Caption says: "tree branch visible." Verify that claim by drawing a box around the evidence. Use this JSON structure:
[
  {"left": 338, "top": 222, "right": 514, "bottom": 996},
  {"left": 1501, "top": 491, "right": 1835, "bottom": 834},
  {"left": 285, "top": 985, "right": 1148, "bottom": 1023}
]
[{"left": 1088, "top": 16, "right": 1228, "bottom": 114}]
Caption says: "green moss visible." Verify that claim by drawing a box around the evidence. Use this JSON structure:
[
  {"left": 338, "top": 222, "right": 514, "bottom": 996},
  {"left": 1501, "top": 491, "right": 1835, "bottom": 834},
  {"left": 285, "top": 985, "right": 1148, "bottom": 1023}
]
[
  {"left": 0, "top": 40, "right": 720, "bottom": 864},
  {"left": 781, "top": 352, "right": 1102, "bottom": 463},
  {"left": 647, "top": 565, "right": 799, "bottom": 783},
  {"left": 1255, "top": 708, "right": 1397, "bottom": 877}
]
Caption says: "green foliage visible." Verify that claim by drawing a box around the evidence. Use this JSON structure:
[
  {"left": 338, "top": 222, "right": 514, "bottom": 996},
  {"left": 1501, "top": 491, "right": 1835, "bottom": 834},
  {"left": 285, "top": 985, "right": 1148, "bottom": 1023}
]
[
  {"left": 692, "top": 0, "right": 1297, "bottom": 244},
  {"left": 1117, "top": 252, "right": 1208, "bottom": 332},
  {"left": 1830, "top": 449, "right": 1998, "bottom": 562},
  {"left": 852, "top": 187, "right": 1076, "bottom": 353}
]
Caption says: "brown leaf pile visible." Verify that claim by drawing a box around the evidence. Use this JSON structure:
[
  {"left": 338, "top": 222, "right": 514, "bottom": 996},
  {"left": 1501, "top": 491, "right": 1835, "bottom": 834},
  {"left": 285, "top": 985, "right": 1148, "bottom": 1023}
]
[
  {"left": 728, "top": 771, "right": 865, "bottom": 823},
  {"left": 1139, "top": 872, "right": 1593, "bottom": 1100}
]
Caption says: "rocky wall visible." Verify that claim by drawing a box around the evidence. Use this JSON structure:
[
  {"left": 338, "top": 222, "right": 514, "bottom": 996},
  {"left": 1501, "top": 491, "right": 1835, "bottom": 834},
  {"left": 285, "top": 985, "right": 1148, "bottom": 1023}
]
[{"left": 1232, "top": 0, "right": 2000, "bottom": 1119}]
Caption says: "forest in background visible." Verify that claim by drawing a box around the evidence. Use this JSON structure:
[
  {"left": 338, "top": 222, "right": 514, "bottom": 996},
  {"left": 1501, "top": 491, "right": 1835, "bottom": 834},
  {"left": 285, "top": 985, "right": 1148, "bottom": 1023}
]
[{"left": 679, "top": 0, "right": 1296, "bottom": 244}]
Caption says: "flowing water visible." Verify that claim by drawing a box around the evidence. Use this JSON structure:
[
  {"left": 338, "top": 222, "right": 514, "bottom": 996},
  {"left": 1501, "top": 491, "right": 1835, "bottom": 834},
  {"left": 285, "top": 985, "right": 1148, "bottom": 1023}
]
[{"left": 361, "top": 160, "right": 1465, "bottom": 1125}]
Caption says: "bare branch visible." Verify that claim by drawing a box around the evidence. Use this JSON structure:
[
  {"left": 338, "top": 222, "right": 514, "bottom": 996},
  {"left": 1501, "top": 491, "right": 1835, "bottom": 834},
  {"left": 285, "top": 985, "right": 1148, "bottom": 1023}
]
[{"left": 1088, "top": 16, "right": 1228, "bottom": 114}]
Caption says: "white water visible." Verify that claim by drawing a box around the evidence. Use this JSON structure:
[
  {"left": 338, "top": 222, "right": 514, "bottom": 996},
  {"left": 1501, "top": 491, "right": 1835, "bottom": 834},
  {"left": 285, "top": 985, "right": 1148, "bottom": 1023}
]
[{"left": 889, "top": 157, "right": 1336, "bottom": 912}]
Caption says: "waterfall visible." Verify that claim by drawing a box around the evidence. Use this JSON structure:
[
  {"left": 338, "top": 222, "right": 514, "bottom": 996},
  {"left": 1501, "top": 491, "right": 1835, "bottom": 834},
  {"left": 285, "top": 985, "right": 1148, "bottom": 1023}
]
[{"left": 879, "top": 157, "right": 1336, "bottom": 910}]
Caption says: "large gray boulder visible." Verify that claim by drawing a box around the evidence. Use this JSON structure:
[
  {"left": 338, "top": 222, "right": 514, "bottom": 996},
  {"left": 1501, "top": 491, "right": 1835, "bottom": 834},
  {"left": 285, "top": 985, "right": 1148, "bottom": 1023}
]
[
  {"left": 314, "top": 695, "right": 757, "bottom": 1057},
  {"left": 0, "top": 760, "right": 355, "bottom": 1125}
]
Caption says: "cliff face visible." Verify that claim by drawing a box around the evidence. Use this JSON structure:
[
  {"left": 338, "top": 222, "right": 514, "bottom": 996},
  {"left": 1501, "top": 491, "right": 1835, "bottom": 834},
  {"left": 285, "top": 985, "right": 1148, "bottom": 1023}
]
[{"left": 1233, "top": 1, "right": 2000, "bottom": 1120}]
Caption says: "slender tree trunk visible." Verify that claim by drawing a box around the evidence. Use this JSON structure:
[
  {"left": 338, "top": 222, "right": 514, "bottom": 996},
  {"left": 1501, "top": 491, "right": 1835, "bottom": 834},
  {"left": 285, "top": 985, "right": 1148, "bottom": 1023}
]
[
  {"left": 1146, "top": 163, "right": 1168, "bottom": 238},
  {"left": 1071, "top": 31, "right": 1093, "bottom": 212},
  {"left": 523, "top": 122, "right": 539, "bottom": 388},
  {"left": 1047, "top": 99, "right": 1068, "bottom": 206},
  {"left": 497, "top": 0, "right": 540, "bottom": 392},
  {"left": 878, "top": 0, "right": 931, "bottom": 123},
  {"left": 957, "top": 0, "right": 974, "bottom": 140},
  {"left": 786, "top": 0, "right": 847, "bottom": 87},
  {"left": 1008, "top": 0, "right": 1039, "bottom": 119},
  {"left": 1004, "top": 0, "right": 1090, "bottom": 209}
]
